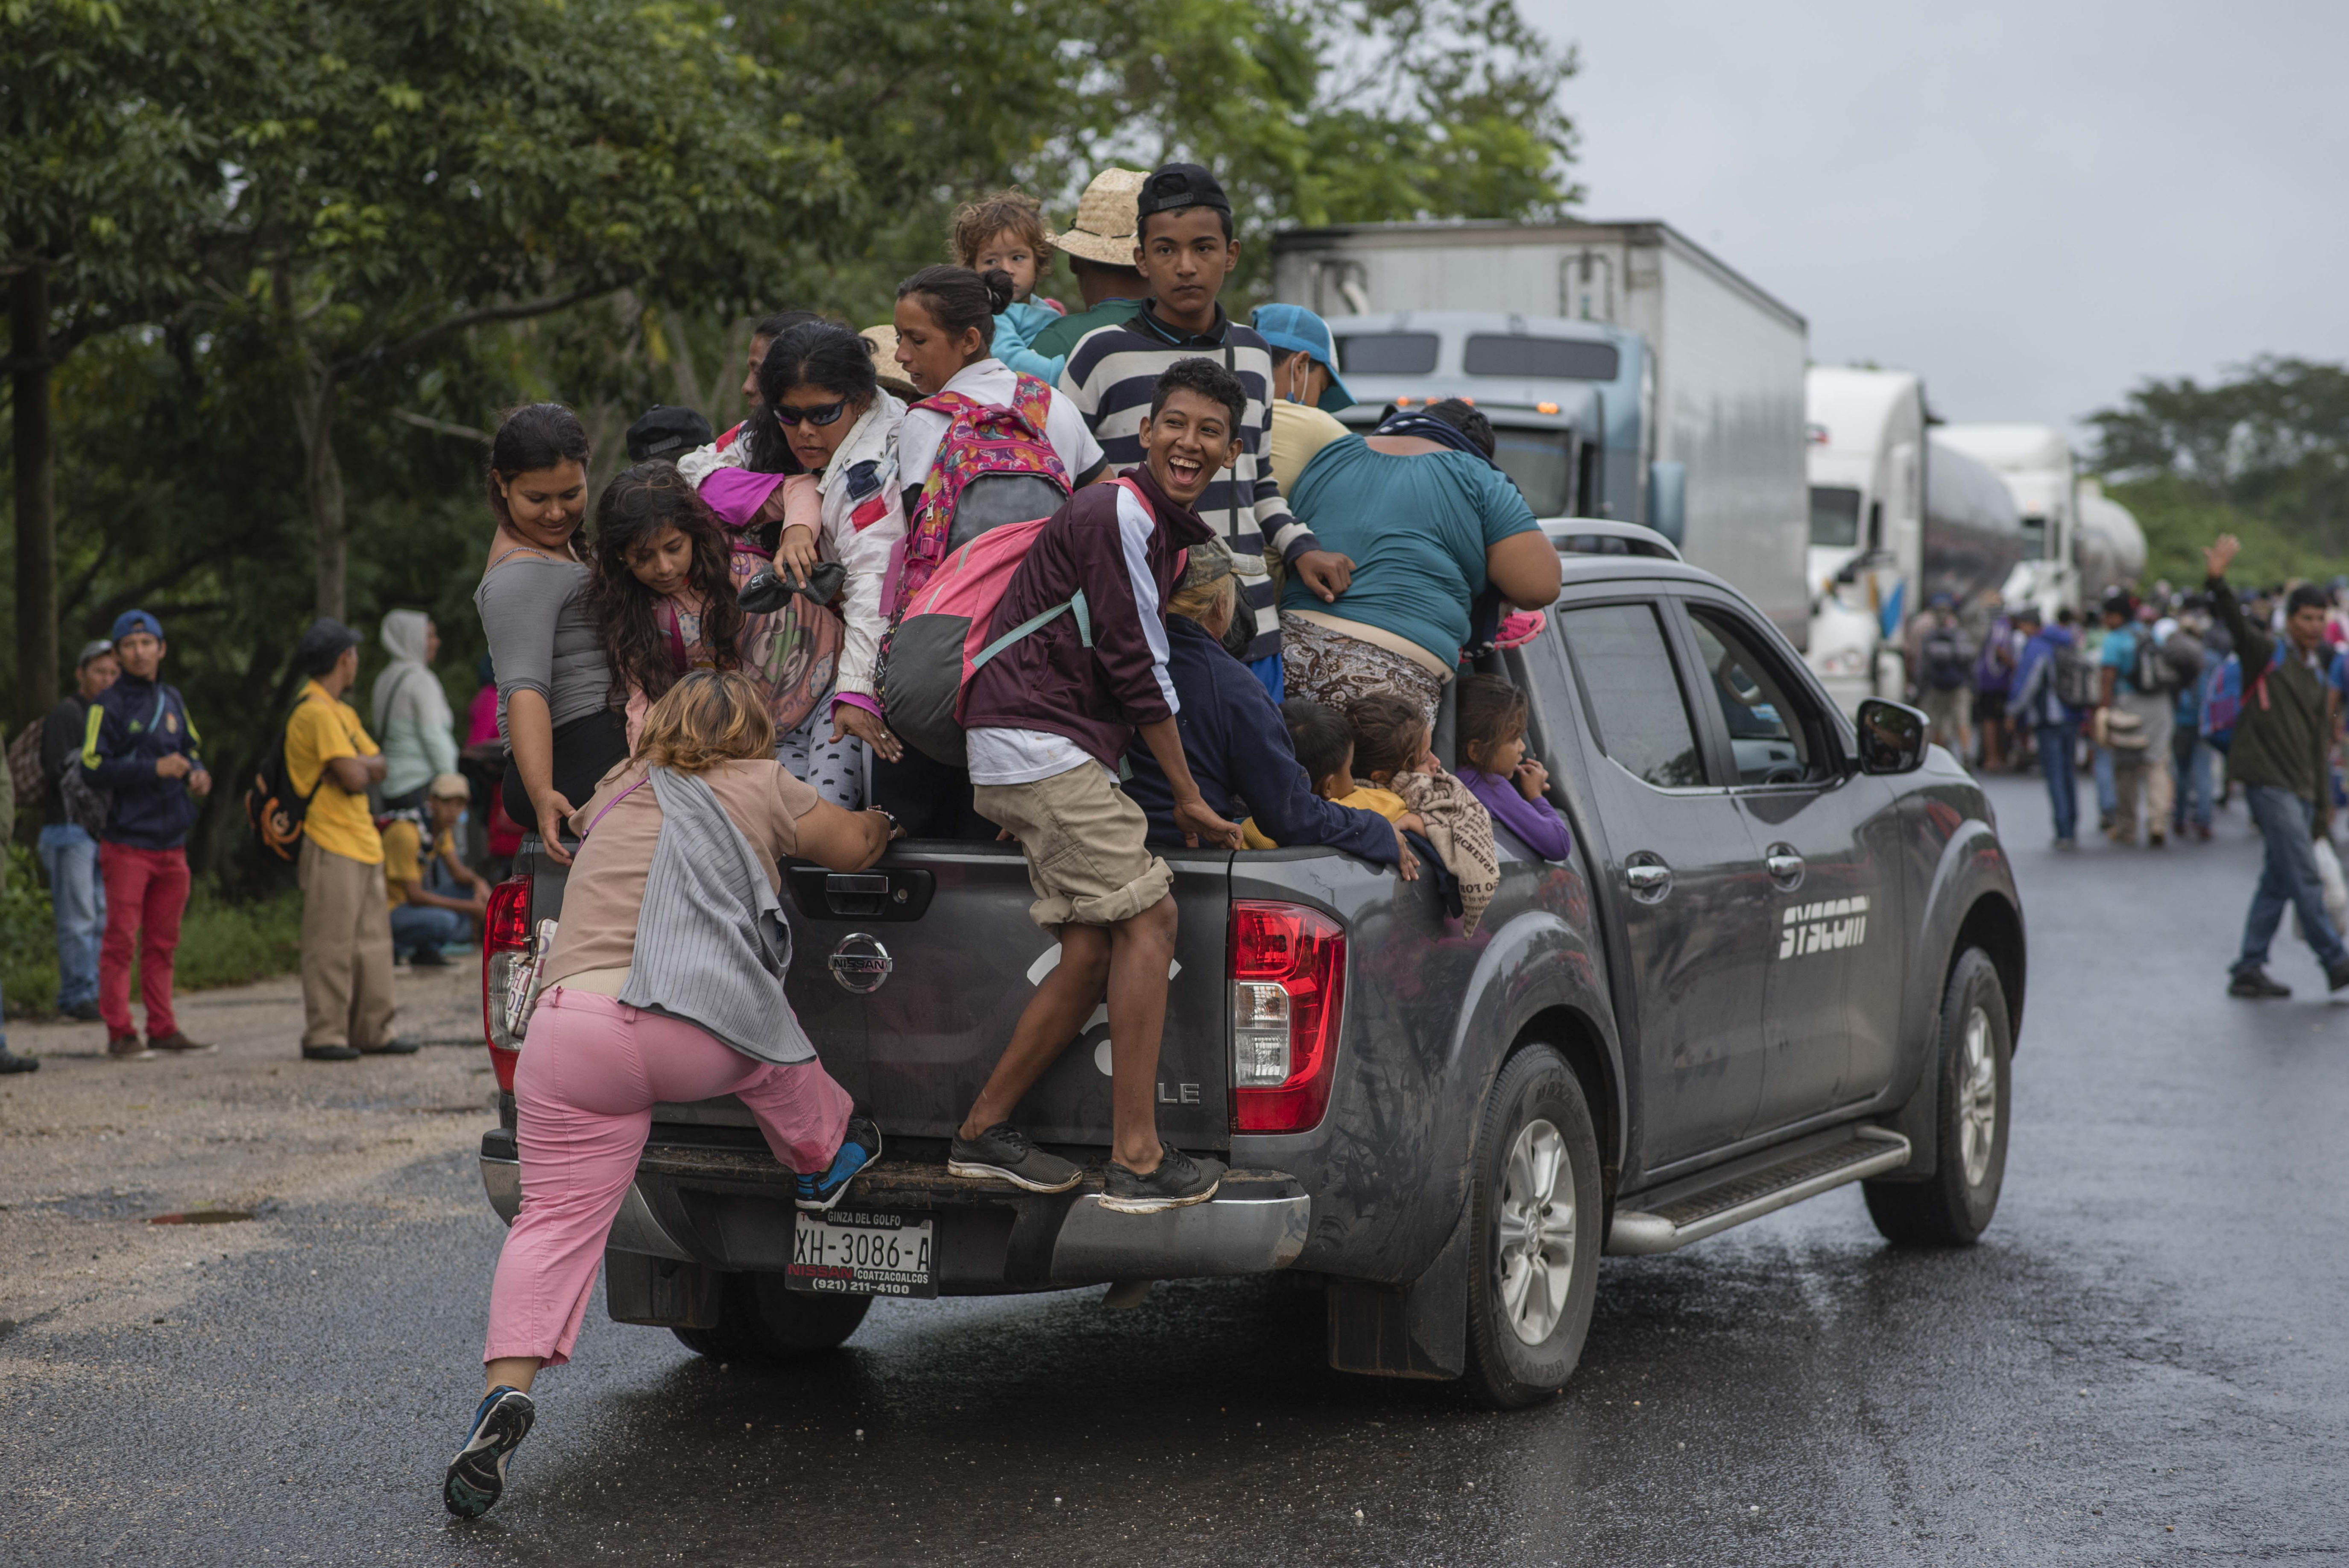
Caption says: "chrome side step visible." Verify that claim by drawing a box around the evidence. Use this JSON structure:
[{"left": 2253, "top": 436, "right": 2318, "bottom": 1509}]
[{"left": 1606, "top": 1127, "right": 1910, "bottom": 1256}]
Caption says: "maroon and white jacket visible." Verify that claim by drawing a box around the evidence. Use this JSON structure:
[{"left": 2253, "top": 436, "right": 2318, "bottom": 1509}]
[{"left": 962, "top": 466, "right": 1214, "bottom": 779}]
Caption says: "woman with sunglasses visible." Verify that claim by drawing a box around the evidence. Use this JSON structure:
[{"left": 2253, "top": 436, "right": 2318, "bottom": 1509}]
[{"left": 697, "top": 322, "right": 908, "bottom": 800}]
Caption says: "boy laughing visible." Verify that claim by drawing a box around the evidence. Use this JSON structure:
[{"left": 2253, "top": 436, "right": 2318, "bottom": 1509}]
[{"left": 953, "top": 358, "right": 1249, "bottom": 1213}]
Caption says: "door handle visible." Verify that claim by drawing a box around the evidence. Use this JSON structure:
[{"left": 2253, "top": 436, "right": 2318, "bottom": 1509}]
[
  {"left": 1623, "top": 860, "right": 1672, "bottom": 902},
  {"left": 1764, "top": 845, "right": 1805, "bottom": 890}
]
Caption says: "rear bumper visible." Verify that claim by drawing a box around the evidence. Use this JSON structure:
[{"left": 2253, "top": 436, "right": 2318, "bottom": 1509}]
[{"left": 477, "top": 1129, "right": 1308, "bottom": 1290}]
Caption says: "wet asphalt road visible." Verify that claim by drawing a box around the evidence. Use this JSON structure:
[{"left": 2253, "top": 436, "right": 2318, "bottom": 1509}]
[{"left": 7, "top": 771, "right": 2347, "bottom": 1565}]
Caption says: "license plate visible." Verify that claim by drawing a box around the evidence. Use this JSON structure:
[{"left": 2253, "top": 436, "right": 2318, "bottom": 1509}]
[{"left": 787, "top": 1209, "right": 937, "bottom": 1298}]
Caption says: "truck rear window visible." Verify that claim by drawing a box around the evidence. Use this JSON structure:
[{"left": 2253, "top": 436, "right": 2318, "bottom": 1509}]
[
  {"left": 1464, "top": 335, "right": 1621, "bottom": 381},
  {"left": 1332, "top": 332, "right": 1439, "bottom": 375}
]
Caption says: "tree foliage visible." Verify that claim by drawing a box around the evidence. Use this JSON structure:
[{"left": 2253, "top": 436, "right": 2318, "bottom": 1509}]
[
  {"left": 1, "top": 0, "right": 1579, "bottom": 878},
  {"left": 2087, "top": 356, "right": 2349, "bottom": 584}
]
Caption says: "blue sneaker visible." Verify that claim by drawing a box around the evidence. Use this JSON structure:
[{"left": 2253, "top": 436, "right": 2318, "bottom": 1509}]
[
  {"left": 443, "top": 1385, "right": 536, "bottom": 1519},
  {"left": 796, "top": 1117, "right": 882, "bottom": 1211}
]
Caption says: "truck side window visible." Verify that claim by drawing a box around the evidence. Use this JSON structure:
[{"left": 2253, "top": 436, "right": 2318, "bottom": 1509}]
[
  {"left": 1557, "top": 603, "right": 1706, "bottom": 788},
  {"left": 1686, "top": 607, "right": 1821, "bottom": 786}
]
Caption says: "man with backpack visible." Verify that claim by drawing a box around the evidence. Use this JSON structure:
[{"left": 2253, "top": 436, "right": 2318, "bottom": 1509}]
[
  {"left": 282, "top": 618, "right": 413, "bottom": 1061},
  {"left": 1912, "top": 596, "right": 1974, "bottom": 760},
  {"left": 2097, "top": 592, "right": 2178, "bottom": 846},
  {"left": 80, "top": 610, "right": 211, "bottom": 1059},
  {"left": 2203, "top": 535, "right": 2349, "bottom": 998},
  {"left": 2011, "top": 605, "right": 2089, "bottom": 848}
]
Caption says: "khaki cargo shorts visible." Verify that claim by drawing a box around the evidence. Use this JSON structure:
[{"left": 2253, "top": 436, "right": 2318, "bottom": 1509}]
[{"left": 973, "top": 763, "right": 1174, "bottom": 929}]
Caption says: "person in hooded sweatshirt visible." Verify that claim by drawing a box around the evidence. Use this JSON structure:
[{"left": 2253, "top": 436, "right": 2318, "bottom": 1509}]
[{"left": 373, "top": 610, "right": 460, "bottom": 810}]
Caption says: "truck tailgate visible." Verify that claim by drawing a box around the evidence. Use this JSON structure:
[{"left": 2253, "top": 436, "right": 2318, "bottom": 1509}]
[{"left": 762, "top": 842, "right": 1235, "bottom": 1152}]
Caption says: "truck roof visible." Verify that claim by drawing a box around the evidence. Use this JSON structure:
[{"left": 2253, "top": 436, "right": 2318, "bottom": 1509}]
[{"left": 1270, "top": 217, "right": 1807, "bottom": 334}]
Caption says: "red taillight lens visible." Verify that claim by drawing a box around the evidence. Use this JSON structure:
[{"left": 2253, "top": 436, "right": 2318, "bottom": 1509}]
[
  {"left": 1229, "top": 901, "right": 1346, "bottom": 1134},
  {"left": 480, "top": 876, "right": 532, "bottom": 1092}
]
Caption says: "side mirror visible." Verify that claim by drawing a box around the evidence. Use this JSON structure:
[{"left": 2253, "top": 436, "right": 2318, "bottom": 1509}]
[{"left": 1853, "top": 697, "right": 1929, "bottom": 775}]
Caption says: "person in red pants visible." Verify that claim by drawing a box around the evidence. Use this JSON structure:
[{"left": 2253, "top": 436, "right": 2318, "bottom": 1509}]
[{"left": 79, "top": 610, "right": 211, "bottom": 1059}]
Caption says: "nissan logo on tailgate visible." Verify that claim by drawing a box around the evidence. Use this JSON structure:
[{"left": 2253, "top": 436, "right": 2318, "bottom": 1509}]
[{"left": 828, "top": 933, "right": 893, "bottom": 994}]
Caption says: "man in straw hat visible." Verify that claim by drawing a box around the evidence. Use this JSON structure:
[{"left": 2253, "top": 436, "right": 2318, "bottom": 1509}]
[{"left": 1024, "top": 168, "right": 1154, "bottom": 367}]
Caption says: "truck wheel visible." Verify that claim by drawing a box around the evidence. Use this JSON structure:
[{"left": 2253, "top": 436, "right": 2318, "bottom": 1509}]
[
  {"left": 1863, "top": 947, "right": 2011, "bottom": 1246},
  {"left": 1463, "top": 1045, "right": 1603, "bottom": 1410},
  {"left": 671, "top": 1272, "right": 871, "bottom": 1364}
]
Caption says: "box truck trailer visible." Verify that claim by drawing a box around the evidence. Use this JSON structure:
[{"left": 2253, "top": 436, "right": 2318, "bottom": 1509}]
[{"left": 1271, "top": 220, "right": 1810, "bottom": 646}]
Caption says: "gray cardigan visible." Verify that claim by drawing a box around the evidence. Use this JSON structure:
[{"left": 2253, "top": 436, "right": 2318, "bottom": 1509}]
[{"left": 616, "top": 767, "right": 816, "bottom": 1064}]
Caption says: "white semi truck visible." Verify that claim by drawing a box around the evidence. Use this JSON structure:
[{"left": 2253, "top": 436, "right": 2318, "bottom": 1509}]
[
  {"left": 1270, "top": 219, "right": 1811, "bottom": 646},
  {"left": 1803, "top": 366, "right": 1927, "bottom": 711},
  {"left": 1933, "top": 424, "right": 2082, "bottom": 619}
]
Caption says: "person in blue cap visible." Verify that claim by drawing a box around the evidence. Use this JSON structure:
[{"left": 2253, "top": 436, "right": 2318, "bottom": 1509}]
[
  {"left": 1251, "top": 303, "right": 1359, "bottom": 498},
  {"left": 80, "top": 609, "right": 211, "bottom": 1058}
]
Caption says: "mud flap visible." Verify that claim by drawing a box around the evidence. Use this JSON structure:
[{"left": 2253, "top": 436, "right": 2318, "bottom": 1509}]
[
  {"left": 605, "top": 1251, "right": 722, "bottom": 1330},
  {"left": 1324, "top": 1203, "right": 1470, "bottom": 1380},
  {"left": 1876, "top": 1035, "right": 1940, "bottom": 1180}
]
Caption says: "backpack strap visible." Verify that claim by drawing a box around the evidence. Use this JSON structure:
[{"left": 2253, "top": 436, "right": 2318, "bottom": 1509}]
[{"left": 969, "top": 589, "right": 1092, "bottom": 674}]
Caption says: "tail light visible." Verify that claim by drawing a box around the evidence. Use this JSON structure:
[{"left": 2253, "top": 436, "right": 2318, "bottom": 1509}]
[
  {"left": 1229, "top": 901, "right": 1346, "bottom": 1134},
  {"left": 480, "top": 876, "right": 532, "bottom": 1092}
]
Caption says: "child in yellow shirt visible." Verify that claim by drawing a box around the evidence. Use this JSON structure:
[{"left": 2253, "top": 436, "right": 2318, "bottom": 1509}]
[{"left": 1242, "top": 699, "right": 1424, "bottom": 846}]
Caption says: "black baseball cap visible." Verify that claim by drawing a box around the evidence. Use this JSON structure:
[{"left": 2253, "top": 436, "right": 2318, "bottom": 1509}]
[
  {"left": 1136, "top": 163, "right": 1230, "bottom": 219},
  {"left": 627, "top": 404, "right": 715, "bottom": 463},
  {"left": 296, "top": 617, "right": 363, "bottom": 677}
]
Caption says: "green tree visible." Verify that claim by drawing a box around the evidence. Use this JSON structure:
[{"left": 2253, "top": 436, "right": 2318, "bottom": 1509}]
[
  {"left": 1, "top": 0, "right": 248, "bottom": 726},
  {"left": 187, "top": 0, "right": 848, "bottom": 619},
  {"left": 2088, "top": 356, "right": 2349, "bottom": 578}
]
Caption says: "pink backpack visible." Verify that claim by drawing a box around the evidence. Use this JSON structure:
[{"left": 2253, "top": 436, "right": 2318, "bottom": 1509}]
[
  {"left": 891, "top": 374, "right": 1072, "bottom": 614},
  {"left": 880, "top": 477, "right": 1153, "bottom": 766}
]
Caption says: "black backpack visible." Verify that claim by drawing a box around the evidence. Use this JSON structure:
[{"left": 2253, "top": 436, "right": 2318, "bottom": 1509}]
[
  {"left": 1920, "top": 625, "right": 1971, "bottom": 691},
  {"left": 2051, "top": 642, "right": 2101, "bottom": 711},
  {"left": 243, "top": 716, "right": 323, "bottom": 862}
]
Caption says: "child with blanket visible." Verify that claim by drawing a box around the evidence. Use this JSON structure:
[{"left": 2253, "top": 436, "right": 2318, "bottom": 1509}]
[{"left": 1345, "top": 692, "right": 1502, "bottom": 933}]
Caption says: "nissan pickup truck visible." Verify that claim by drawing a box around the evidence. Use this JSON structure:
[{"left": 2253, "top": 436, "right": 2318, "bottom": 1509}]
[{"left": 475, "top": 519, "right": 2024, "bottom": 1408}]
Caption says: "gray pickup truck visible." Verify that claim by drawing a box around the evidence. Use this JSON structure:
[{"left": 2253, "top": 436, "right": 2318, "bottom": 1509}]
[{"left": 476, "top": 519, "right": 2024, "bottom": 1407}]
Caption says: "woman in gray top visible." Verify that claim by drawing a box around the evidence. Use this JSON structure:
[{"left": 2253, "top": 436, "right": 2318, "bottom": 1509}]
[{"left": 473, "top": 404, "right": 629, "bottom": 865}]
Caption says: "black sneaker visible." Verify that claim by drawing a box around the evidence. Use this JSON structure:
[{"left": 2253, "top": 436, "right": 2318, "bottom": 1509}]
[
  {"left": 1100, "top": 1144, "right": 1224, "bottom": 1215},
  {"left": 359, "top": 1037, "right": 421, "bottom": 1055},
  {"left": 0, "top": 1047, "right": 38, "bottom": 1075},
  {"left": 2327, "top": 959, "right": 2349, "bottom": 994},
  {"left": 443, "top": 1385, "right": 536, "bottom": 1519},
  {"left": 949, "top": 1123, "right": 1082, "bottom": 1193},
  {"left": 67, "top": 1000, "right": 101, "bottom": 1023},
  {"left": 408, "top": 946, "right": 451, "bottom": 968},
  {"left": 302, "top": 1044, "right": 362, "bottom": 1061},
  {"left": 797, "top": 1117, "right": 882, "bottom": 1211},
  {"left": 2229, "top": 967, "right": 2292, "bottom": 999}
]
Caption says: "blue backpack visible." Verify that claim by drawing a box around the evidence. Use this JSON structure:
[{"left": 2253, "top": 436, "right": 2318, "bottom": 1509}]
[{"left": 2200, "top": 645, "right": 2283, "bottom": 753}]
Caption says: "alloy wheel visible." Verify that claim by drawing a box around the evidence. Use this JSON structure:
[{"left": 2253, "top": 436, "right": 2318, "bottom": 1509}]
[
  {"left": 1958, "top": 1004, "right": 1998, "bottom": 1187},
  {"left": 1495, "top": 1118, "right": 1577, "bottom": 1345}
]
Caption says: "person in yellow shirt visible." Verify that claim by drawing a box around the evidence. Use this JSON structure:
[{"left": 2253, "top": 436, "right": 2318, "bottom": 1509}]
[
  {"left": 284, "top": 618, "right": 414, "bottom": 1062},
  {"left": 384, "top": 773, "right": 491, "bottom": 967}
]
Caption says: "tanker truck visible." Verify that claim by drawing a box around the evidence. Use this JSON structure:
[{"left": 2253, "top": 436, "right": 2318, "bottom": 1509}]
[
  {"left": 1934, "top": 423, "right": 2081, "bottom": 618},
  {"left": 2074, "top": 478, "right": 2149, "bottom": 604}
]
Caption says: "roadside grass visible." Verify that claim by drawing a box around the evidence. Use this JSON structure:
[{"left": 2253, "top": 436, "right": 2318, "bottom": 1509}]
[{"left": 2, "top": 844, "right": 304, "bottom": 1019}]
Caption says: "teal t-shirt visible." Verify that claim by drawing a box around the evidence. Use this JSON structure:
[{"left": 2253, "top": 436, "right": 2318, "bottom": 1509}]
[{"left": 1280, "top": 436, "right": 1541, "bottom": 665}]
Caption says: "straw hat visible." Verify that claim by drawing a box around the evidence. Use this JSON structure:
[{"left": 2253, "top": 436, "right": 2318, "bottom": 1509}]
[
  {"left": 1047, "top": 168, "right": 1148, "bottom": 269},
  {"left": 858, "top": 324, "right": 921, "bottom": 402}
]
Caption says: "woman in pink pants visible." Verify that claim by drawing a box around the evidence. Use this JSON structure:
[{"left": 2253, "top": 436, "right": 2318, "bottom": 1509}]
[{"left": 447, "top": 668, "right": 900, "bottom": 1519}]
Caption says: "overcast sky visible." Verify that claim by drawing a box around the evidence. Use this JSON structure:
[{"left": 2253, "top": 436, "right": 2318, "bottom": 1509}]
[{"left": 1526, "top": 0, "right": 2349, "bottom": 438}]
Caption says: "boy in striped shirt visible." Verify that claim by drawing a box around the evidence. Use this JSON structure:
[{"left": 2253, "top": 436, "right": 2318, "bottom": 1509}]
[{"left": 1055, "top": 163, "right": 1356, "bottom": 698}]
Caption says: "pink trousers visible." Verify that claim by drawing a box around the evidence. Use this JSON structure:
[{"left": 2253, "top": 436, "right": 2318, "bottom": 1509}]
[{"left": 483, "top": 987, "right": 852, "bottom": 1367}]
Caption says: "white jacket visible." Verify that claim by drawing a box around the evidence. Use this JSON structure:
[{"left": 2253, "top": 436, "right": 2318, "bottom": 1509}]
[{"left": 677, "top": 396, "right": 908, "bottom": 708}]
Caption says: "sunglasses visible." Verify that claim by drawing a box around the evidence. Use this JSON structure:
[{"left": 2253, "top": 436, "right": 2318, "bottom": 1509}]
[{"left": 772, "top": 398, "right": 850, "bottom": 429}]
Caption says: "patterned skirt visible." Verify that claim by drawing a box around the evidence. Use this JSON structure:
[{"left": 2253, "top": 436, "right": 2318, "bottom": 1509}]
[{"left": 1280, "top": 613, "right": 1444, "bottom": 727}]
